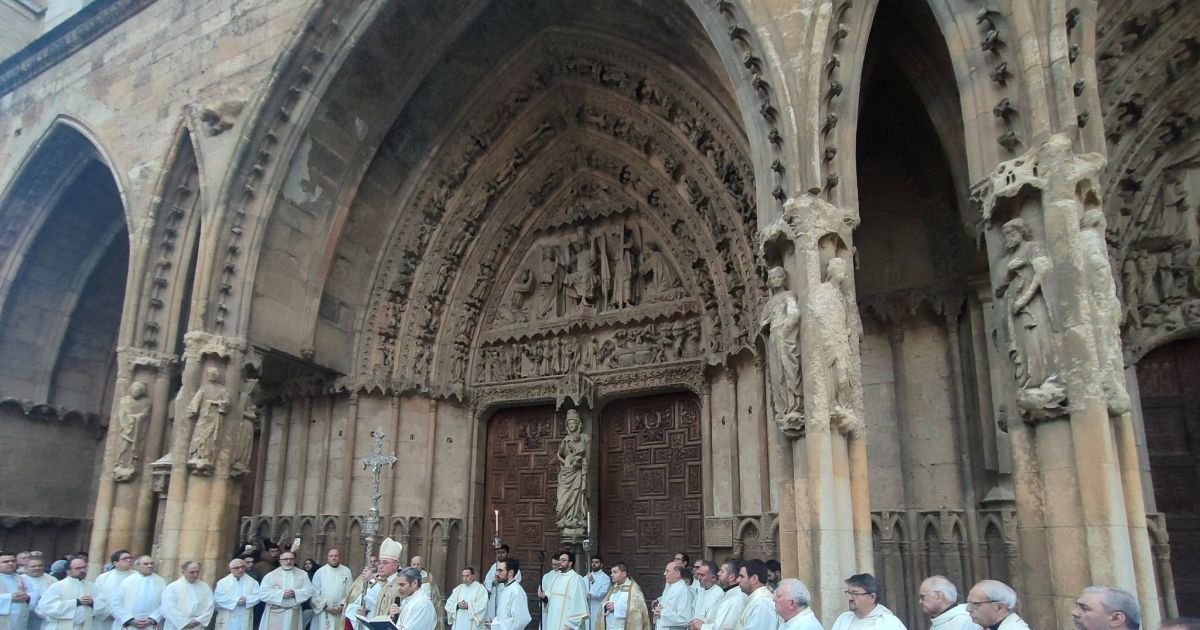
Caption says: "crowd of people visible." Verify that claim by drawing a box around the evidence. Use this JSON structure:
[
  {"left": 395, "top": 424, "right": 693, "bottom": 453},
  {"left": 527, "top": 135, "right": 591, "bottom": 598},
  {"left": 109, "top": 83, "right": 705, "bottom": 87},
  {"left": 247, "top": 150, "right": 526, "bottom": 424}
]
[{"left": 1, "top": 544, "right": 1194, "bottom": 630}]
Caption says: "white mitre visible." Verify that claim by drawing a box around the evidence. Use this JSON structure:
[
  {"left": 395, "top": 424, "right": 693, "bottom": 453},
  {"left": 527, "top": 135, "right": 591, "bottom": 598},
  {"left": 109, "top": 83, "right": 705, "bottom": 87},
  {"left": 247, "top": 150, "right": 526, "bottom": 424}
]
[{"left": 380, "top": 537, "right": 402, "bottom": 562}]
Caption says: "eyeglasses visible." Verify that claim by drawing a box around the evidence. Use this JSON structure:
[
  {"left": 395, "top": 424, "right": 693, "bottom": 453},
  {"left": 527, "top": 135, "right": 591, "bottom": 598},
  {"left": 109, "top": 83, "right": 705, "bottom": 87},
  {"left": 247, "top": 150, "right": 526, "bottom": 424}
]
[
  {"left": 845, "top": 590, "right": 871, "bottom": 597},
  {"left": 965, "top": 600, "right": 998, "bottom": 609}
]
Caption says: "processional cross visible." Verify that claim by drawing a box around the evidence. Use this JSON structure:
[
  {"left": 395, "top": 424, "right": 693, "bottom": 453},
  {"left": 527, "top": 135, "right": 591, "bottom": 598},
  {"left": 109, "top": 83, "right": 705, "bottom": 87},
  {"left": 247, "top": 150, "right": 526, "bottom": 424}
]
[{"left": 359, "top": 427, "right": 397, "bottom": 570}]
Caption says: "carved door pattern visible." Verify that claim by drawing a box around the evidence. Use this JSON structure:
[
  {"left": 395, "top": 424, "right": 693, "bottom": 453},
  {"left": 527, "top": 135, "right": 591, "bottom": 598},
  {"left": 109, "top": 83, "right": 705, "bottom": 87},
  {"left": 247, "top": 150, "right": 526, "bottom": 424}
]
[
  {"left": 599, "top": 393, "right": 703, "bottom": 602},
  {"left": 1138, "top": 338, "right": 1200, "bottom": 615},
  {"left": 482, "top": 406, "right": 564, "bottom": 628}
]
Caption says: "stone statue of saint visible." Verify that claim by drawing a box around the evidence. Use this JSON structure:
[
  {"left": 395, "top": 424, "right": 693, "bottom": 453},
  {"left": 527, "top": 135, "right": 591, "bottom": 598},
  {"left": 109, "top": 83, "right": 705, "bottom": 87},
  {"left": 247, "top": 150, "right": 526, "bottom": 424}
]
[
  {"left": 759, "top": 266, "right": 803, "bottom": 436},
  {"left": 567, "top": 227, "right": 598, "bottom": 310},
  {"left": 555, "top": 409, "right": 589, "bottom": 533},
  {"left": 536, "top": 246, "right": 559, "bottom": 319},
  {"left": 998, "top": 218, "right": 1055, "bottom": 389},
  {"left": 811, "top": 257, "right": 861, "bottom": 435},
  {"left": 187, "top": 366, "right": 231, "bottom": 475},
  {"left": 1080, "top": 209, "right": 1131, "bottom": 415},
  {"left": 230, "top": 378, "right": 259, "bottom": 477},
  {"left": 113, "top": 380, "right": 152, "bottom": 482},
  {"left": 641, "top": 241, "right": 681, "bottom": 302},
  {"left": 998, "top": 218, "right": 1065, "bottom": 419}
]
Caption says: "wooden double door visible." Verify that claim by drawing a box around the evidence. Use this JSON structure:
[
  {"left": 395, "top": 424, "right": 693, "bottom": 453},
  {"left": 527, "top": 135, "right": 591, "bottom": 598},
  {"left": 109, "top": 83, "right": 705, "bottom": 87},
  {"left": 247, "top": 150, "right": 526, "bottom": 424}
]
[
  {"left": 1138, "top": 338, "right": 1200, "bottom": 615},
  {"left": 481, "top": 392, "right": 703, "bottom": 621}
]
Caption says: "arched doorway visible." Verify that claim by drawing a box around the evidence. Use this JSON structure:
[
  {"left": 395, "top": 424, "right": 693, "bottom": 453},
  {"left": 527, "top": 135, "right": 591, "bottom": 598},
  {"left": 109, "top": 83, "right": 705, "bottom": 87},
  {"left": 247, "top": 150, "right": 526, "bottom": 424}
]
[
  {"left": 1138, "top": 337, "right": 1200, "bottom": 615},
  {"left": 0, "top": 124, "right": 129, "bottom": 556}
]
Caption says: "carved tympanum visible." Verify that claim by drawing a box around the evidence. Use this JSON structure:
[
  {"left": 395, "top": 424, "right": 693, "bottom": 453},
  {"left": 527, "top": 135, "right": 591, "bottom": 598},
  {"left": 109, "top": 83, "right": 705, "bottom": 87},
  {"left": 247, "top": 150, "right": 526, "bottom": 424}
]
[{"left": 113, "top": 380, "right": 152, "bottom": 482}]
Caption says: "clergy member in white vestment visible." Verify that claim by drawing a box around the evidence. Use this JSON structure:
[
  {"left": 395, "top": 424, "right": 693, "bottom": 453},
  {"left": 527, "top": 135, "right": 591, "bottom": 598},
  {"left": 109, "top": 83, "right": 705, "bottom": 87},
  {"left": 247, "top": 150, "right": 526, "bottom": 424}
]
[
  {"left": 260, "top": 551, "right": 314, "bottom": 630},
  {"left": 444, "top": 568, "right": 487, "bottom": 630},
  {"left": 734, "top": 561, "right": 775, "bottom": 630},
  {"left": 586, "top": 558, "right": 611, "bottom": 630},
  {"left": 310, "top": 550, "right": 352, "bottom": 630},
  {"left": 482, "top": 547, "right": 520, "bottom": 620},
  {"left": 695, "top": 561, "right": 745, "bottom": 630},
  {"left": 1, "top": 551, "right": 41, "bottom": 630},
  {"left": 408, "top": 558, "right": 442, "bottom": 630},
  {"left": 654, "top": 562, "right": 694, "bottom": 630},
  {"left": 35, "top": 559, "right": 93, "bottom": 630},
  {"left": 93, "top": 553, "right": 135, "bottom": 627},
  {"left": 773, "top": 580, "right": 820, "bottom": 630},
  {"left": 160, "top": 562, "right": 214, "bottom": 630},
  {"left": 537, "top": 552, "right": 587, "bottom": 630},
  {"left": 214, "top": 558, "right": 261, "bottom": 630},
  {"left": 829, "top": 575, "right": 905, "bottom": 630},
  {"left": 387, "top": 570, "right": 434, "bottom": 630},
  {"left": 487, "top": 561, "right": 529, "bottom": 630},
  {"left": 918, "top": 577, "right": 978, "bottom": 630},
  {"left": 110, "top": 557, "right": 166, "bottom": 630},
  {"left": 26, "top": 557, "right": 57, "bottom": 630},
  {"left": 688, "top": 562, "right": 720, "bottom": 628}
]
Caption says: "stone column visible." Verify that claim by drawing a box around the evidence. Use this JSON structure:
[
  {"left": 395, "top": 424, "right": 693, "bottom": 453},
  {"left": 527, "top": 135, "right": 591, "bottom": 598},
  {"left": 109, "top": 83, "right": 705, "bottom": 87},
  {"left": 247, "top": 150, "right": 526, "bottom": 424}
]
[
  {"left": 971, "top": 134, "right": 1160, "bottom": 625},
  {"left": 88, "top": 347, "right": 176, "bottom": 575},
  {"left": 760, "top": 194, "right": 871, "bottom": 625},
  {"left": 156, "top": 331, "right": 250, "bottom": 583}
]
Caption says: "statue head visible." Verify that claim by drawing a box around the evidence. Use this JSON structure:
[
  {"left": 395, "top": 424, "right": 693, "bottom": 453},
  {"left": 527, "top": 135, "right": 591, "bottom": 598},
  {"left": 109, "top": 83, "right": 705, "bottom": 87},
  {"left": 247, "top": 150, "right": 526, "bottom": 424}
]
[
  {"left": 565, "top": 409, "right": 582, "bottom": 433},
  {"left": 825, "top": 257, "right": 848, "bottom": 284},
  {"left": 204, "top": 366, "right": 222, "bottom": 383},
  {"left": 128, "top": 381, "right": 148, "bottom": 399},
  {"left": 1001, "top": 218, "right": 1032, "bottom": 249},
  {"left": 767, "top": 266, "right": 788, "bottom": 290}
]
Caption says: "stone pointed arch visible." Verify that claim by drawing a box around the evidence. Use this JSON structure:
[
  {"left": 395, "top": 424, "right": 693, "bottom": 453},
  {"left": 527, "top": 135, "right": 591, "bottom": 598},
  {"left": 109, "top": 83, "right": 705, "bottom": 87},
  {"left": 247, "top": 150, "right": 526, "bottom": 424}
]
[
  {"left": 129, "top": 125, "right": 206, "bottom": 356},
  {"left": 217, "top": 0, "right": 789, "bottom": 351},
  {"left": 0, "top": 118, "right": 130, "bottom": 411},
  {"left": 344, "top": 29, "right": 763, "bottom": 398}
]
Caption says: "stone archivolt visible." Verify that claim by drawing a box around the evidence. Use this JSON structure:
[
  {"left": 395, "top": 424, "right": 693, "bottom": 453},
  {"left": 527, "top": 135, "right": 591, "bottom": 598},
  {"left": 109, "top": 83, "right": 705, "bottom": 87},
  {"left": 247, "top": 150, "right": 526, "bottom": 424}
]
[{"left": 356, "top": 33, "right": 762, "bottom": 397}]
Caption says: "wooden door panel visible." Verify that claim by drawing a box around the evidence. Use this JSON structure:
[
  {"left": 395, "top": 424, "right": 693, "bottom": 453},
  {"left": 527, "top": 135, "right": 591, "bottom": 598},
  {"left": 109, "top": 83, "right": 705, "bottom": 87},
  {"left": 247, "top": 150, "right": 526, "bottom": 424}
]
[
  {"left": 482, "top": 406, "right": 564, "bottom": 628},
  {"left": 1137, "top": 338, "right": 1200, "bottom": 615},
  {"left": 598, "top": 393, "right": 703, "bottom": 602}
]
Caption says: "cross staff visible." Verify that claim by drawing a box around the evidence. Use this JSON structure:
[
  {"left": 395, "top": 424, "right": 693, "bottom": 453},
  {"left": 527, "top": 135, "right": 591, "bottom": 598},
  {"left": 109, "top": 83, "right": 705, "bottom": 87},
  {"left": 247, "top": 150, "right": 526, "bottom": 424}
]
[{"left": 360, "top": 427, "right": 397, "bottom": 571}]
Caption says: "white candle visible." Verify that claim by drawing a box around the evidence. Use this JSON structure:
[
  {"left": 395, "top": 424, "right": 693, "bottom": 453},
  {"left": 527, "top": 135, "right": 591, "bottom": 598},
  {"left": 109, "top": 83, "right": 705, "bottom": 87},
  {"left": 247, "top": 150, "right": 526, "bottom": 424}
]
[
  {"left": 587, "top": 510, "right": 592, "bottom": 536},
  {"left": 494, "top": 509, "right": 499, "bottom": 532}
]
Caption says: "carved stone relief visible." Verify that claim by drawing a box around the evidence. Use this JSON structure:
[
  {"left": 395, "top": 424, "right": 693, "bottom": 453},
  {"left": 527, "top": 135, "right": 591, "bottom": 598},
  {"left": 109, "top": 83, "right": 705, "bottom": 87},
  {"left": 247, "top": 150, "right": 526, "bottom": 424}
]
[
  {"left": 555, "top": 409, "right": 589, "bottom": 535},
  {"left": 810, "top": 257, "right": 863, "bottom": 437},
  {"left": 760, "top": 266, "right": 803, "bottom": 437},
  {"left": 230, "top": 377, "right": 259, "bottom": 477},
  {"left": 996, "top": 218, "right": 1067, "bottom": 421},
  {"left": 1119, "top": 165, "right": 1200, "bottom": 360},
  {"left": 187, "top": 366, "right": 232, "bottom": 475},
  {"left": 355, "top": 35, "right": 762, "bottom": 394},
  {"left": 113, "top": 380, "right": 152, "bottom": 482}
]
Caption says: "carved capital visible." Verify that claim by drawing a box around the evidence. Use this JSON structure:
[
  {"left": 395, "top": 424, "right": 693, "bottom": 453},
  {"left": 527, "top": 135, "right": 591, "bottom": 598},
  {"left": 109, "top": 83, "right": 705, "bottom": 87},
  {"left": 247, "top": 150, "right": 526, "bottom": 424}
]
[
  {"left": 759, "top": 193, "right": 856, "bottom": 255},
  {"left": 182, "top": 331, "right": 248, "bottom": 362},
  {"left": 971, "top": 133, "right": 1105, "bottom": 225}
]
